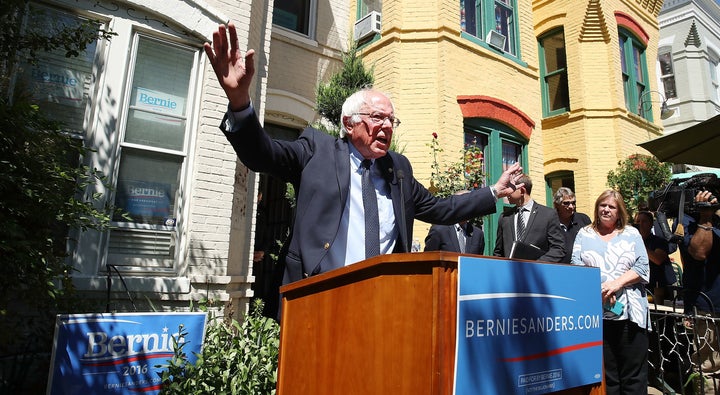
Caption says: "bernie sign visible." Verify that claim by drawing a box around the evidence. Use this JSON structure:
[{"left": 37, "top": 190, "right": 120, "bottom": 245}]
[
  {"left": 454, "top": 257, "right": 603, "bottom": 395},
  {"left": 48, "top": 312, "right": 207, "bottom": 394}
]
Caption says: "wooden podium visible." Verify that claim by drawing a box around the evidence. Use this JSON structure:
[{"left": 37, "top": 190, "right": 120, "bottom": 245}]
[{"left": 278, "top": 252, "right": 603, "bottom": 394}]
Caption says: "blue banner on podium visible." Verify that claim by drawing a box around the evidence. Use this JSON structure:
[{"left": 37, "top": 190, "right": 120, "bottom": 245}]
[
  {"left": 48, "top": 312, "right": 207, "bottom": 394},
  {"left": 454, "top": 257, "right": 603, "bottom": 395}
]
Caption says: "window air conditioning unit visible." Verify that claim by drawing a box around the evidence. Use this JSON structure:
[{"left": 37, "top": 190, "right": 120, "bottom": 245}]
[
  {"left": 354, "top": 11, "right": 382, "bottom": 42},
  {"left": 486, "top": 30, "right": 506, "bottom": 51}
]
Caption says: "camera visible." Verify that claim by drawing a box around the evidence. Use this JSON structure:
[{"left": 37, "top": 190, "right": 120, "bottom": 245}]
[
  {"left": 648, "top": 173, "right": 720, "bottom": 218},
  {"left": 648, "top": 173, "right": 720, "bottom": 243}
]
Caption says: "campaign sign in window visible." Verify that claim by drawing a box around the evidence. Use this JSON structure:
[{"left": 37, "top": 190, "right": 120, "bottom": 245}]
[
  {"left": 454, "top": 257, "right": 602, "bottom": 395},
  {"left": 48, "top": 312, "right": 207, "bottom": 394},
  {"left": 115, "top": 180, "right": 172, "bottom": 224}
]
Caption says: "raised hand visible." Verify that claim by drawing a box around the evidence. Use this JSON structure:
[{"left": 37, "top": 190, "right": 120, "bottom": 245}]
[
  {"left": 492, "top": 162, "right": 524, "bottom": 198},
  {"left": 203, "top": 22, "right": 255, "bottom": 111}
]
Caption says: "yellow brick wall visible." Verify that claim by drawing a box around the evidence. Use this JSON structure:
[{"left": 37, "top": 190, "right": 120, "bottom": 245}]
[
  {"left": 265, "top": 0, "right": 663, "bottom": 247},
  {"left": 358, "top": 0, "right": 542, "bottom": 245},
  {"left": 536, "top": 0, "right": 663, "bottom": 217}
]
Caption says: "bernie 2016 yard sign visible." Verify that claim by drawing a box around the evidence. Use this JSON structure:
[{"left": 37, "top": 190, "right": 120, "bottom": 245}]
[
  {"left": 48, "top": 312, "right": 207, "bottom": 394},
  {"left": 454, "top": 257, "right": 603, "bottom": 395}
]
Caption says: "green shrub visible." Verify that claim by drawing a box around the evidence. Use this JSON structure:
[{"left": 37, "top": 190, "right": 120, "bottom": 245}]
[
  {"left": 607, "top": 154, "right": 672, "bottom": 216},
  {"left": 159, "top": 300, "right": 280, "bottom": 395}
]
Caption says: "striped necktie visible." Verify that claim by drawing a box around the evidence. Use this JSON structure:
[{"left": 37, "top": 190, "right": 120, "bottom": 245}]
[
  {"left": 361, "top": 159, "right": 380, "bottom": 258},
  {"left": 457, "top": 224, "right": 467, "bottom": 253},
  {"left": 516, "top": 207, "right": 526, "bottom": 241}
]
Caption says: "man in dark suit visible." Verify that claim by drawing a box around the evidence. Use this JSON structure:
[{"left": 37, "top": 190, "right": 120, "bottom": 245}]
[
  {"left": 424, "top": 221, "right": 485, "bottom": 254},
  {"left": 553, "top": 187, "right": 591, "bottom": 263},
  {"left": 493, "top": 174, "right": 565, "bottom": 262},
  {"left": 204, "top": 23, "right": 524, "bottom": 285}
]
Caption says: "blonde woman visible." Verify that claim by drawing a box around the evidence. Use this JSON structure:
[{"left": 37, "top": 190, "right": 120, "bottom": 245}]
[{"left": 571, "top": 190, "right": 649, "bottom": 395}]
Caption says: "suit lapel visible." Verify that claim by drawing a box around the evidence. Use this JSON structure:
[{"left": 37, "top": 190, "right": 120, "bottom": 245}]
[
  {"left": 524, "top": 204, "right": 539, "bottom": 237},
  {"left": 335, "top": 139, "right": 351, "bottom": 206}
]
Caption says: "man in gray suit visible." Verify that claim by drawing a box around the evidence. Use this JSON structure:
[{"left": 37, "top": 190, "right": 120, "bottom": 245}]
[{"left": 493, "top": 174, "right": 565, "bottom": 262}]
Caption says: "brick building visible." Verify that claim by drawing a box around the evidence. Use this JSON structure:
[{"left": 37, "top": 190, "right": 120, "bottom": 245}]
[{"left": 17, "top": 0, "right": 665, "bottom": 314}]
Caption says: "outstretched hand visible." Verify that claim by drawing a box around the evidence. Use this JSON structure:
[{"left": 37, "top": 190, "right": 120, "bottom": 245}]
[
  {"left": 492, "top": 162, "right": 524, "bottom": 198},
  {"left": 203, "top": 22, "right": 255, "bottom": 111}
]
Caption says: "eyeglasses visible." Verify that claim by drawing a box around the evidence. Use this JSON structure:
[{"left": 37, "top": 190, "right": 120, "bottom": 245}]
[
  {"left": 561, "top": 201, "right": 577, "bottom": 206},
  {"left": 355, "top": 112, "right": 401, "bottom": 128}
]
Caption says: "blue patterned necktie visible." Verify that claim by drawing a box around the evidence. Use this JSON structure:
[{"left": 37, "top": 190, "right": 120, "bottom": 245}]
[{"left": 361, "top": 160, "right": 380, "bottom": 259}]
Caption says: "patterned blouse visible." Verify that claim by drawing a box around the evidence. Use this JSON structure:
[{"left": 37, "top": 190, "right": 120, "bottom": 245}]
[{"left": 571, "top": 225, "right": 650, "bottom": 330}]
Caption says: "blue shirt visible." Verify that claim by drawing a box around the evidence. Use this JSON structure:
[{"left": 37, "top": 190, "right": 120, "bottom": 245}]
[{"left": 324, "top": 143, "right": 397, "bottom": 267}]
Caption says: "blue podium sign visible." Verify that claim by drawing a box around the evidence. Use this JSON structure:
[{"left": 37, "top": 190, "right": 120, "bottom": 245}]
[
  {"left": 454, "top": 257, "right": 602, "bottom": 395},
  {"left": 48, "top": 312, "right": 207, "bottom": 394}
]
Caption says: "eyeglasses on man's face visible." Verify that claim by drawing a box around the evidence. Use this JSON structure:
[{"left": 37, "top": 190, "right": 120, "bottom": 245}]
[
  {"left": 561, "top": 200, "right": 577, "bottom": 207},
  {"left": 355, "top": 112, "right": 401, "bottom": 128}
]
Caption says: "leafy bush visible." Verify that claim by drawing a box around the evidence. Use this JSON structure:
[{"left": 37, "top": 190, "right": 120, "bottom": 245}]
[
  {"left": 315, "top": 43, "right": 374, "bottom": 137},
  {"left": 159, "top": 300, "right": 280, "bottom": 395},
  {"left": 427, "top": 132, "right": 485, "bottom": 198},
  {"left": 607, "top": 154, "right": 671, "bottom": 216},
  {"left": 0, "top": 3, "right": 117, "bottom": 391}
]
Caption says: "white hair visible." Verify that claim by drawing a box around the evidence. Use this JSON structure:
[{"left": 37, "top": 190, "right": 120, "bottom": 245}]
[{"left": 339, "top": 88, "right": 395, "bottom": 138}]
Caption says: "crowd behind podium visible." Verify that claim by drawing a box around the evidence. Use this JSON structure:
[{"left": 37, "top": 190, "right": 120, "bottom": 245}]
[
  {"left": 203, "top": 21, "right": 720, "bottom": 394},
  {"left": 424, "top": 182, "right": 720, "bottom": 395}
]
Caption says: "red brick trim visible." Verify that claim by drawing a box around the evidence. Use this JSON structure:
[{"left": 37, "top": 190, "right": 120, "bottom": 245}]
[
  {"left": 456, "top": 95, "right": 535, "bottom": 139},
  {"left": 614, "top": 11, "right": 649, "bottom": 45}
]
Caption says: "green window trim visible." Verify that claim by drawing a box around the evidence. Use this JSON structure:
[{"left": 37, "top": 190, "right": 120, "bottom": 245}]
[
  {"left": 538, "top": 28, "right": 570, "bottom": 117},
  {"left": 460, "top": 0, "right": 521, "bottom": 59},
  {"left": 464, "top": 118, "right": 528, "bottom": 255},
  {"left": 619, "top": 27, "right": 650, "bottom": 120}
]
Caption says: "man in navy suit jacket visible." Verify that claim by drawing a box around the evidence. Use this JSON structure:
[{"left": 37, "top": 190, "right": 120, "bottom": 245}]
[
  {"left": 424, "top": 221, "right": 485, "bottom": 254},
  {"left": 204, "top": 23, "right": 524, "bottom": 285},
  {"left": 494, "top": 174, "right": 565, "bottom": 262}
]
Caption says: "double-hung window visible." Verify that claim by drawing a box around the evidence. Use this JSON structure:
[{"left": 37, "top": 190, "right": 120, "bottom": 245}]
[
  {"left": 619, "top": 28, "right": 649, "bottom": 119},
  {"left": 107, "top": 35, "right": 199, "bottom": 272},
  {"left": 539, "top": 29, "right": 570, "bottom": 116},
  {"left": 460, "top": 0, "right": 518, "bottom": 56},
  {"left": 658, "top": 49, "right": 677, "bottom": 100},
  {"left": 15, "top": 3, "right": 203, "bottom": 277}
]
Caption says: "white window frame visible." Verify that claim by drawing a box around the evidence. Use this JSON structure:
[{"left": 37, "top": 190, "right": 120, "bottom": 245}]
[
  {"left": 273, "top": 0, "right": 318, "bottom": 39},
  {"left": 658, "top": 48, "right": 677, "bottom": 100},
  {"left": 62, "top": 8, "right": 204, "bottom": 281},
  {"left": 709, "top": 51, "right": 720, "bottom": 103},
  {"left": 104, "top": 32, "right": 201, "bottom": 275}
]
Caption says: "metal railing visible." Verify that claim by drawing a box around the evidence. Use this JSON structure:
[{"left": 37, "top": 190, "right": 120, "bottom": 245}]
[{"left": 648, "top": 288, "right": 720, "bottom": 394}]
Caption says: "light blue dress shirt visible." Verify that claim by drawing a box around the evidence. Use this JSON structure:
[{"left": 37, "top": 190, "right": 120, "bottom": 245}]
[{"left": 225, "top": 104, "right": 397, "bottom": 267}]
